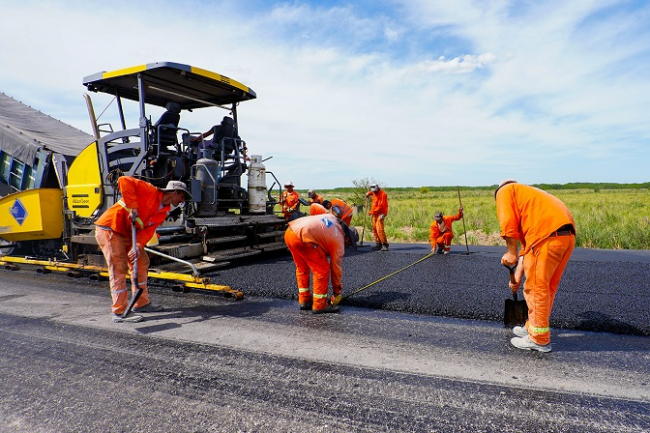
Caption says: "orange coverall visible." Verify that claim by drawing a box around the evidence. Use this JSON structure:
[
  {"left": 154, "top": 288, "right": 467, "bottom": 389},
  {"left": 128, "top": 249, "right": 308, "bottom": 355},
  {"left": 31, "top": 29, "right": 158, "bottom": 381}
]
[
  {"left": 284, "top": 214, "right": 345, "bottom": 311},
  {"left": 496, "top": 183, "right": 575, "bottom": 346},
  {"left": 366, "top": 188, "right": 389, "bottom": 246},
  {"left": 330, "top": 198, "right": 354, "bottom": 226},
  {"left": 309, "top": 193, "right": 324, "bottom": 205},
  {"left": 309, "top": 203, "right": 328, "bottom": 215},
  {"left": 280, "top": 190, "right": 300, "bottom": 220},
  {"left": 429, "top": 210, "right": 463, "bottom": 253},
  {"left": 94, "top": 177, "right": 172, "bottom": 315}
]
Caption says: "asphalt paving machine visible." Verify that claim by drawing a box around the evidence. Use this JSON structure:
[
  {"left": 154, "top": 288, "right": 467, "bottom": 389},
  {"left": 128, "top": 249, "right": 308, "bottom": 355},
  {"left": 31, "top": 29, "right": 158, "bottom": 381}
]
[{"left": 0, "top": 62, "right": 287, "bottom": 296}]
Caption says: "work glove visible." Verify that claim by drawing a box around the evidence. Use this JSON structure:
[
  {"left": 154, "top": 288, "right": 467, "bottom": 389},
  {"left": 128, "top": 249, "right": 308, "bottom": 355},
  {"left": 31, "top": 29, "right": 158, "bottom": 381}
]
[
  {"left": 287, "top": 207, "right": 294, "bottom": 212},
  {"left": 379, "top": 214, "right": 385, "bottom": 220},
  {"left": 330, "top": 294, "right": 342, "bottom": 306}
]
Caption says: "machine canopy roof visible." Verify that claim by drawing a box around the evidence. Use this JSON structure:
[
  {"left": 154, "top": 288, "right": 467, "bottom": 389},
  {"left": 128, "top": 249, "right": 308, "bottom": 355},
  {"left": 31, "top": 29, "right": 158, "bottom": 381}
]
[
  {"left": 0, "top": 92, "right": 94, "bottom": 165},
  {"left": 83, "top": 62, "right": 257, "bottom": 110}
]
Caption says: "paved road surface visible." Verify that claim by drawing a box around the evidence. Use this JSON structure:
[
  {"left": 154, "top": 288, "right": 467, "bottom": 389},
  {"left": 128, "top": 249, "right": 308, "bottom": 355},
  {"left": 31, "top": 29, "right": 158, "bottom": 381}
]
[{"left": 1, "top": 247, "right": 649, "bottom": 433}]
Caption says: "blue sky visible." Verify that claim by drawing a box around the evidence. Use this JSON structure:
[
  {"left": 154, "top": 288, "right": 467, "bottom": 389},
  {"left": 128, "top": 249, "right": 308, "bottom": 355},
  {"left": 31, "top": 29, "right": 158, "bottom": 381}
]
[{"left": 2, "top": 0, "right": 649, "bottom": 189}]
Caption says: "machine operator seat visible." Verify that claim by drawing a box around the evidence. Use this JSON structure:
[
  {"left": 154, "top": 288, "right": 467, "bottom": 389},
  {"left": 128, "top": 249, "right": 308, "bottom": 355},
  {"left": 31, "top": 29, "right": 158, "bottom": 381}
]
[{"left": 153, "top": 102, "right": 181, "bottom": 148}]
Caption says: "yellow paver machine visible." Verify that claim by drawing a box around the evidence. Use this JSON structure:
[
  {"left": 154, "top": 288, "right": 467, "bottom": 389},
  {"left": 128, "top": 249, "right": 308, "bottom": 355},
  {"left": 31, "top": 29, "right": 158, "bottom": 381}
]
[{"left": 0, "top": 62, "right": 289, "bottom": 298}]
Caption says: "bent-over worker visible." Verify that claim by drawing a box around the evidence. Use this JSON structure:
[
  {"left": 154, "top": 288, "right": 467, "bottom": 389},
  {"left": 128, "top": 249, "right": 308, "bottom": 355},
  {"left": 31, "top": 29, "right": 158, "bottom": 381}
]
[
  {"left": 429, "top": 207, "right": 463, "bottom": 254},
  {"left": 95, "top": 177, "right": 191, "bottom": 323},
  {"left": 495, "top": 179, "right": 575, "bottom": 353},
  {"left": 323, "top": 198, "right": 354, "bottom": 226},
  {"left": 284, "top": 213, "right": 354, "bottom": 314},
  {"left": 366, "top": 183, "right": 389, "bottom": 251}
]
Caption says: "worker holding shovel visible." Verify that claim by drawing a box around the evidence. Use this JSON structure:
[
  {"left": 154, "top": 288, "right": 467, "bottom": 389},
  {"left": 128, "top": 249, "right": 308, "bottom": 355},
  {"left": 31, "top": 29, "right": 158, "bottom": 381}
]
[
  {"left": 95, "top": 176, "right": 191, "bottom": 323},
  {"left": 495, "top": 179, "right": 575, "bottom": 352},
  {"left": 366, "top": 183, "right": 389, "bottom": 251}
]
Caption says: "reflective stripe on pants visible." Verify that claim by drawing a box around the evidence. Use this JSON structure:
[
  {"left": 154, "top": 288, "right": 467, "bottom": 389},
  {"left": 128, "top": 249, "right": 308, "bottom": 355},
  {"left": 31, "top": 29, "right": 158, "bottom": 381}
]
[
  {"left": 95, "top": 228, "right": 150, "bottom": 315},
  {"left": 285, "top": 228, "right": 331, "bottom": 310},
  {"left": 523, "top": 234, "right": 575, "bottom": 345}
]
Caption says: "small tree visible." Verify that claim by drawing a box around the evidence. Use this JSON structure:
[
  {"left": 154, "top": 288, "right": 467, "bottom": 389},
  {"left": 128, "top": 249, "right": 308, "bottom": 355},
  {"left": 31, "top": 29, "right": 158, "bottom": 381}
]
[{"left": 351, "top": 178, "right": 382, "bottom": 208}]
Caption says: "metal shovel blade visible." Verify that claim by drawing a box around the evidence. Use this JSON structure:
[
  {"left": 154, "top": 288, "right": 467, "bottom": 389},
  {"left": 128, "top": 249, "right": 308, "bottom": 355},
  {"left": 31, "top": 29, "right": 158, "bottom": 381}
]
[{"left": 504, "top": 292, "right": 528, "bottom": 327}]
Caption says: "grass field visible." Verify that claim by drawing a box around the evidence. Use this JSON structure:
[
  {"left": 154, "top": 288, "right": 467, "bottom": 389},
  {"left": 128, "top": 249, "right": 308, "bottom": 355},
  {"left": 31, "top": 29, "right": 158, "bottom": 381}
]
[{"left": 293, "top": 183, "right": 650, "bottom": 250}]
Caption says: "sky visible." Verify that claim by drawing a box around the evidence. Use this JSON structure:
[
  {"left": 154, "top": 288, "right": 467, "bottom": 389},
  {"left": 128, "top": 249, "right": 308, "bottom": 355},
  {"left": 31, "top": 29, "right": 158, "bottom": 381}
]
[{"left": 1, "top": 0, "right": 649, "bottom": 189}]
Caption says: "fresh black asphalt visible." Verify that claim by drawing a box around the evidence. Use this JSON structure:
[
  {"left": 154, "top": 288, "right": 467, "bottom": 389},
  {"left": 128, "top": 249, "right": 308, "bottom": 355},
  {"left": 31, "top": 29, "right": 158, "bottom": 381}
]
[{"left": 208, "top": 244, "right": 650, "bottom": 336}]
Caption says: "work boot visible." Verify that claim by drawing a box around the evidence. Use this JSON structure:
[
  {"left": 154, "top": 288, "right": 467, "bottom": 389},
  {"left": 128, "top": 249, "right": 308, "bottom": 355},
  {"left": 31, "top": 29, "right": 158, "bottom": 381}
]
[
  {"left": 312, "top": 304, "right": 340, "bottom": 314},
  {"left": 436, "top": 246, "right": 444, "bottom": 254},
  {"left": 299, "top": 301, "right": 313, "bottom": 311},
  {"left": 381, "top": 243, "right": 389, "bottom": 251},
  {"left": 512, "top": 326, "right": 528, "bottom": 338},
  {"left": 132, "top": 302, "right": 164, "bottom": 313},
  {"left": 112, "top": 312, "right": 144, "bottom": 323},
  {"left": 510, "top": 335, "right": 551, "bottom": 353},
  {"left": 371, "top": 244, "right": 382, "bottom": 251}
]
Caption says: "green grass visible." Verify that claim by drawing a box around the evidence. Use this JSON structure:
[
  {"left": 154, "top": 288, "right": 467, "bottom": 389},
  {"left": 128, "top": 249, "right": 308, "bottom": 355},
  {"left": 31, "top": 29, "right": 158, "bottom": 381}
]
[{"left": 295, "top": 183, "right": 650, "bottom": 250}]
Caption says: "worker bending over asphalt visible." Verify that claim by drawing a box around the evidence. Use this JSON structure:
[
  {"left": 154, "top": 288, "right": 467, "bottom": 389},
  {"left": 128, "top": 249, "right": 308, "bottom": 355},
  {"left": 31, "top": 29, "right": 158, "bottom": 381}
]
[
  {"left": 95, "top": 177, "right": 192, "bottom": 323},
  {"left": 280, "top": 181, "right": 301, "bottom": 221},
  {"left": 323, "top": 198, "right": 354, "bottom": 226},
  {"left": 284, "top": 213, "right": 356, "bottom": 314},
  {"left": 366, "top": 184, "right": 389, "bottom": 251},
  {"left": 495, "top": 179, "right": 575, "bottom": 353},
  {"left": 429, "top": 207, "right": 463, "bottom": 254},
  {"left": 307, "top": 189, "right": 324, "bottom": 205}
]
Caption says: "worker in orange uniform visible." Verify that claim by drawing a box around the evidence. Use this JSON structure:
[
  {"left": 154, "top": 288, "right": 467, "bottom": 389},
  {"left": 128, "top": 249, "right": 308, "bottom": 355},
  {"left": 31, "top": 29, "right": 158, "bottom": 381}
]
[
  {"left": 429, "top": 207, "right": 463, "bottom": 255},
  {"left": 495, "top": 179, "right": 575, "bottom": 353},
  {"left": 309, "top": 202, "right": 328, "bottom": 215},
  {"left": 280, "top": 181, "right": 300, "bottom": 221},
  {"left": 307, "top": 189, "right": 324, "bottom": 205},
  {"left": 365, "top": 183, "right": 389, "bottom": 251},
  {"left": 95, "top": 177, "right": 192, "bottom": 323},
  {"left": 284, "top": 213, "right": 354, "bottom": 314},
  {"left": 323, "top": 199, "right": 354, "bottom": 226}
]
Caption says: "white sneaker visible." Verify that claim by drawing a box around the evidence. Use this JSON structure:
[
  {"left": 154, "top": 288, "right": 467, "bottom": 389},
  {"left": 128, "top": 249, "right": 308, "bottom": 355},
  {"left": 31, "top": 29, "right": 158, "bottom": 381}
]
[
  {"left": 510, "top": 335, "right": 551, "bottom": 353},
  {"left": 512, "top": 326, "right": 528, "bottom": 338},
  {"left": 112, "top": 312, "right": 144, "bottom": 323}
]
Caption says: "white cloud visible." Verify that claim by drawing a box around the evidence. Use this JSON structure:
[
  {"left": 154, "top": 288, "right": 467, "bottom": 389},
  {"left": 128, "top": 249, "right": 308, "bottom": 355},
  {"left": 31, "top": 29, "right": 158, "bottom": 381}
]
[{"left": 0, "top": 0, "right": 648, "bottom": 189}]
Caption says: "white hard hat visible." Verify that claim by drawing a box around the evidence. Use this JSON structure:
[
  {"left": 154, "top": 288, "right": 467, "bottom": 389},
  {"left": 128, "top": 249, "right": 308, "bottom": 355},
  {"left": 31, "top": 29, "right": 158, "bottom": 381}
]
[{"left": 284, "top": 181, "right": 294, "bottom": 187}]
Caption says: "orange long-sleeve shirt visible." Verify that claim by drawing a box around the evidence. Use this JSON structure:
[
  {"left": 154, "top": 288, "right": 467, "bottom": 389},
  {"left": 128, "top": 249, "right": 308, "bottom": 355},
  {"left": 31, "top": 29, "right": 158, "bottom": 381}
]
[
  {"left": 366, "top": 189, "right": 388, "bottom": 216},
  {"left": 95, "top": 177, "right": 171, "bottom": 247},
  {"left": 330, "top": 198, "right": 354, "bottom": 226},
  {"left": 429, "top": 210, "right": 462, "bottom": 244},
  {"left": 288, "top": 214, "right": 345, "bottom": 289},
  {"left": 280, "top": 190, "right": 300, "bottom": 217},
  {"left": 496, "top": 183, "right": 575, "bottom": 256}
]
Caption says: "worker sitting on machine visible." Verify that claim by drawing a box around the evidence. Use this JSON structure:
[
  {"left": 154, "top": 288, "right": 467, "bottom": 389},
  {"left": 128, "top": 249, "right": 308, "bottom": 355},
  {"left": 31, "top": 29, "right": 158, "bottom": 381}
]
[{"left": 192, "top": 116, "right": 238, "bottom": 154}]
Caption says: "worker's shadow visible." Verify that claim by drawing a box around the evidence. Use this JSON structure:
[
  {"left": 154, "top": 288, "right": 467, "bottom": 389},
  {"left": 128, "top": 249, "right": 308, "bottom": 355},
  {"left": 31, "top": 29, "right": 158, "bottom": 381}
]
[
  {"left": 552, "top": 311, "right": 649, "bottom": 353},
  {"left": 343, "top": 290, "right": 410, "bottom": 309},
  {"left": 134, "top": 300, "right": 274, "bottom": 334}
]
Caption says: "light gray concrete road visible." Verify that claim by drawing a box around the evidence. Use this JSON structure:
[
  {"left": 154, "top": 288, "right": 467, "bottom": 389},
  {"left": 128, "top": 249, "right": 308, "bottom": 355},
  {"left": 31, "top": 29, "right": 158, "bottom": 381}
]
[{"left": 0, "top": 267, "right": 649, "bottom": 433}]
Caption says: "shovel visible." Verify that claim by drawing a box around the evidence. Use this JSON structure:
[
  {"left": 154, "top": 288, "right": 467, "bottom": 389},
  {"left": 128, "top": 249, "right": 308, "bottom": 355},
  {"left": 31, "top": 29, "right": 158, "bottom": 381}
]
[
  {"left": 503, "top": 265, "right": 528, "bottom": 327},
  {"left": 121, "top": 217, "right": 143, "bottom": 319}
]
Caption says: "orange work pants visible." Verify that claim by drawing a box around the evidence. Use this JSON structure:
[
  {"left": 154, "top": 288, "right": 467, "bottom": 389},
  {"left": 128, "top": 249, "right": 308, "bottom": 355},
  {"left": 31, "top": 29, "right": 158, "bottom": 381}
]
[
  {"left": 95, "top": 228, "right": 150, "bottom": 315},
  {"left": 371, "top": 215, "right": 388, "bottom": 245},
  {"left": 522, "top": 234, "right": 575, "bottom": 345},
  {"left": 433, "top": 232, "right": 454, "bottom": 251},
  {"left": 284, "top": 228, "right": 332, "bottom": 310}
]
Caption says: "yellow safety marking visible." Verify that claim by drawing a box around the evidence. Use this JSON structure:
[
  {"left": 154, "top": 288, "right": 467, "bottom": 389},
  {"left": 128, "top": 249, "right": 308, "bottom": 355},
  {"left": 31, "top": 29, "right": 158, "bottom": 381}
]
[
  {"left": 190, "top": 66, "right": 253, "bottom": 94},
  {"left": 0, "top": 256, "right": 236, "bottom": 295},
  {"left": 102, "top": 64, "right": 148, "bottom": 79}
]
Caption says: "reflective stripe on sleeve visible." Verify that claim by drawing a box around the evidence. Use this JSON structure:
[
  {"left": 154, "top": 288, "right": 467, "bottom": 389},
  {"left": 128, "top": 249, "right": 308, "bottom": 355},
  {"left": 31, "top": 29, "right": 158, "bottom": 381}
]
[{"left": 298, "top": 288, "right": 311, "bottom": 293}]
